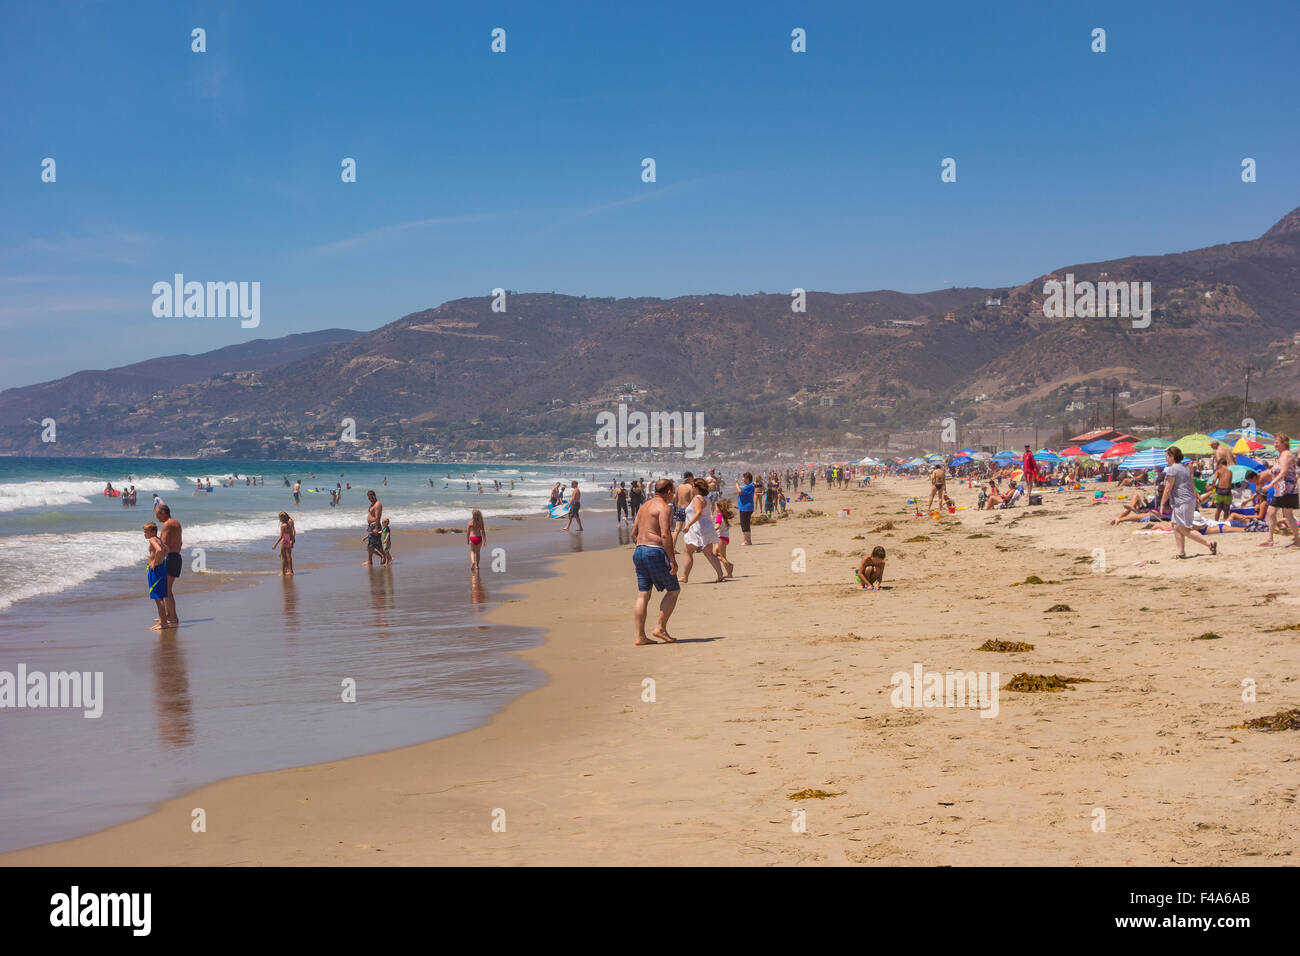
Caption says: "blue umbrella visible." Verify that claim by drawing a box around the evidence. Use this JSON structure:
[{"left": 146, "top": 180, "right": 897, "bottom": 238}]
[
  {"left": 1235, "top": 454, "right": 1265, "bottom": 472},
  {"left": 1120, "top": 448, "right": 1168, "bottom": 470},
  {"left": 1034, "top": 449, "right": 1063, "bottom": 464},
  {"left": 992, "top": 451, "right": 1020, "bottom": 461},
  {"left": 1081, "top": 439, "right": 1114, "bottom": 455},
  {"left": 950, "top": 455, "right": 973, "bottom": 466},
  {"left": 1208, "top": 429, "right": 1235, "bottom": 440}
]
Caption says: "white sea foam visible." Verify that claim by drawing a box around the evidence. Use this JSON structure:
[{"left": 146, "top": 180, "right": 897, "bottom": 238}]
[
  {"left": 0, "top": 500, "right": 543, "bottom": 612},
  {"left": 0, "top": 478, "right": 181, "bottom": 513}
]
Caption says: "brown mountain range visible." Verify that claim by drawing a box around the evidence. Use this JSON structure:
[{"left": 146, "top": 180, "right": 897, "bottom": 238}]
[{"left": 2, "top": 206, "right": 1298, "bottom": 457}]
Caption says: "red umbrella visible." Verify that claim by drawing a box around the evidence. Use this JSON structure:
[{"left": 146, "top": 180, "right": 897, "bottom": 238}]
[
  {"left": 1060, "top": 446, "right": 1085, "bottom": 457},
  {"left": 1100, "top": 442, "right": 1136, "bottom": 459}
]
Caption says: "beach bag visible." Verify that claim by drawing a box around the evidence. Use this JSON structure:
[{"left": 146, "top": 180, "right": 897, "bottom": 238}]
[{"left": 1028, "top": 494, "right": 1042, "bottom": 506}]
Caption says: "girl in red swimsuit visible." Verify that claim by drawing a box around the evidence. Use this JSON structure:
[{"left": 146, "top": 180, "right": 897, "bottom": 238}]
[{"left": 467, "top": 509, "right": 486, "bottom": 571}]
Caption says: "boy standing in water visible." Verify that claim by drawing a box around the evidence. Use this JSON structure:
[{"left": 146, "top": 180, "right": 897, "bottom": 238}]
[
  {"left": 381, "top": 517, "right": 393, "bottom": 565},
  {"left": 144, "top": 522, "right": 171, "bottom": 629}
]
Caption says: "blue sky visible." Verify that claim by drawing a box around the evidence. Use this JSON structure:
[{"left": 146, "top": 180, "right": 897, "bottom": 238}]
[{"left": 2, "top": 0, "right": 1297, "bottom": 386}]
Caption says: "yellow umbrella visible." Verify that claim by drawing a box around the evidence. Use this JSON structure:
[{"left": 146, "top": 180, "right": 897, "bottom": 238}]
[{"left": 1233, "top": 437, "right": 1264, "bottom": 453}]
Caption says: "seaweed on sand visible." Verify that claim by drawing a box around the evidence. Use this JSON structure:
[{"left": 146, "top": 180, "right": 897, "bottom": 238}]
[
  {"left": 1233, "top": 708, "right": 1300, "bottom": 732},
  {"left": 1003, "top": 673, "right": 1095, "bottom": 692},
  {"left": 977, "top": 639, "right": 1035, "bottom": 653},
  {"left": 788, "top": 789, "right": 845, "bottom": 800}
]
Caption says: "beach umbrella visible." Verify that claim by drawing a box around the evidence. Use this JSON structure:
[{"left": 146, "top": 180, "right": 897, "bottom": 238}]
[
  {"left": 1100, "top": 442, "right": 1136, "bottom": 459},
  {"left": 1235, "top": 454, "right": 1265, "bottom": 471},
  {"left": 970, "top": 451, "right": 992, "bottom": 460},
  {"left": 959, "top": 448, "right": 977, "bottom": 455},
  {"left": 1120, "top": 448, "right": 1169, "bottom": 470},
  {"left": 950, "top": 454, "right": 973, "bottom": 465},
  {"left": 992, "top": 451, "right": 1020, "bottom": 462},
  {"left": 1060, "top": 446, "right": 1085, "bottom": 457},
  {"left": 1081, "top": 439, "right": 1114, "bottom": 456},
  {"left": 1173, "top": 433, "right": 1215, "bottom": 455},
  {"left": 1208, "top": 428, "right": 1236, "bottom": 440},
  {"left": 1232, "top": 437, "right": 1264, "bottom": 453},
  {"left": 1034, "top": 450, "right": 1063, "bottom": 464},
  {"left": 1229, "top": 465, "right": 1253, "bottom": 483},
  {"left": 1133, "top": 437, "right": 1170, "bottom": 450},
  {"left": 1252, "top": 430, "right": 1275, "bottom": 441}
]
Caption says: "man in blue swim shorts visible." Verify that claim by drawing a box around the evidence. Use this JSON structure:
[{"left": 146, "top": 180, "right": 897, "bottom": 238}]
[{"left": 631, "top": 478, "right": 680, "bottom": 646}]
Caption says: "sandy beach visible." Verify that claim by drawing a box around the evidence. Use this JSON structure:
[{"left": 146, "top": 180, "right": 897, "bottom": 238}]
[{"left": 4, "top": 477, "right": 1297, "bottom": 866}]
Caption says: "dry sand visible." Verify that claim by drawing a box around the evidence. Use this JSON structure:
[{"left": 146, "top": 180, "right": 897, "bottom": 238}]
[{"left": 5, "top": 477, "right": 1297, "bottom": 865}]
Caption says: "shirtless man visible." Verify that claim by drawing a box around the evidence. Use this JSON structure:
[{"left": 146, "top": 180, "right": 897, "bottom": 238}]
[
  {"left": 154, "top": 503, "right": 182, "bottom": 627},
  {"left": 632, "top": 478, "right": 680, "bottom": 645},
  {"left": 672, "top": 472, "right": 695, "bottom": 541},
  {"left": 292, "top": 479, "right": 301, "bottom": 506},
  {"left": 362, "top": 490, "right": 384, "bottom": 565},
  {"left": 1210, "top": 440, "right": 1236, "bottom": 470},
  {"left": 562, "top": 480, "right": 583, "bottom": 532}
]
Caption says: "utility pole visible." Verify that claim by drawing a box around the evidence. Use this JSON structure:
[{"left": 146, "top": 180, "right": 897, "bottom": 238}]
[
  {"left": 1243, "top": 365, "right": 1256, "bottom": 423},
  {"left": 1111, "top": 388, "right": 1117, "bottom": 432},
  {"left": 1158, "top": 378, "right": 1165, "bottom": 438}
]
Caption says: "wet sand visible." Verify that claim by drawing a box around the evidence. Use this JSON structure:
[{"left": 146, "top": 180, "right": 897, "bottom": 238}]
[{"left": 4, "top": 478, "right": 1297, "bottom": 865}]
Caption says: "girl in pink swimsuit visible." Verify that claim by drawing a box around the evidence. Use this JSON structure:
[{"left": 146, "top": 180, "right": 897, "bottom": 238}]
[
  {"left": 272, "top": 511, "right": 295, "bottom": 576},
  {"left": 467, "top": 509, "right": 486, "bottom": 571}
]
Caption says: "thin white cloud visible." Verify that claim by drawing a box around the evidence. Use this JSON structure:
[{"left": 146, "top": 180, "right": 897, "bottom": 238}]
[
  {"left": 24, "top": 230, "right": 153, "bottom": 265},
  {"left": 300, "top": 213, "right": 514, "bottom": 257}
]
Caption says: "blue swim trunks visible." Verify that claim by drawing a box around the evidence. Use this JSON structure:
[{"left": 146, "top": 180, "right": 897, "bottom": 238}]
[
  {"left": 633, "top": 545, "right": 679, "bottom": 592},
  {"left": 147, "top": 564, "right": 168, "bottom": 600}
]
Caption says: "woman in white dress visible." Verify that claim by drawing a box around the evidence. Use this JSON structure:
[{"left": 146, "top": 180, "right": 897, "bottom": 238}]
[{"left": 679, "top": 478, "right": 726, "bottom": 584}]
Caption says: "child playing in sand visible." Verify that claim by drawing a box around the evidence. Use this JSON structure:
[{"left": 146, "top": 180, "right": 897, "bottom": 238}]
[
  {"left": 381, "top": 517, "right": 392, "bottom": 565},
  {"left": 855, "top": 546, "right": 886, "bottom": 590},
  {"left": 144, "top": 522, "right": 172, "bottom": 630},
  {"left": 272, "top": 510, "right": 295, "bottom": 575}
]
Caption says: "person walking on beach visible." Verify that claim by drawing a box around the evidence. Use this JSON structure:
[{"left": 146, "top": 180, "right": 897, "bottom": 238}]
[
  {"left": 362, "top": 490, "right": 384, "bottom": 566},
  {"left": 629, "top": 479, "right": 644, "bottom": 518},
  {"left": 467, "top": 509, "right": 486, "bottom": 571},
  {"left": 672, "top": 472, "right": 695, "bottom": 538},
  {"left": 632, "top": 478, "right": 680, "bottom": 645},
  {"left": 616, "top": 482, "right": 629, "bottom": 523},
  {"left": 1159, "top": 446, "right": 1216, "bottom": 559},
  {"left": 144, "top": 522, "right": 171, "bottom": 631},
  {"left": 154, "top": 503, "right": 182, "bottom": 626},
  {"left": 679, "top": 478, "right": 726, "bottom": 584},
  {"left": 734, "top": 472, "right": 756, "bottom": 545},
  {"left": 927, "top": 462, "right": 947, "bottom": 512},
  {"left": 562, "top": 481, "right": 584, "bottom": 532},
  {"left": 714, "top": 498, "right": 735, "bottom": 575},
  {"left": 1260, "top": 433, "right": 1299, "bottom": 547},
  {"left": 272, "top": 510, "right": 295, "bottom": 576}
]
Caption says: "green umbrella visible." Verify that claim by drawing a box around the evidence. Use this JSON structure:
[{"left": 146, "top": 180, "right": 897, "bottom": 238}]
[{"left": 1133, "top": 437, "right": 1171, "bottom": 450}]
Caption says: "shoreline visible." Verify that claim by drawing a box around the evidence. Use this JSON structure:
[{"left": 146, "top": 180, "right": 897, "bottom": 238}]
[{"left": 5, "top": 477, "right": 1298, "bottom": 866}]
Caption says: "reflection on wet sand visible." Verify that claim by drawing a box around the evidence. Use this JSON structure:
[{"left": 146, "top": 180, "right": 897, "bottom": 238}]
[
  {"left": 616, "top": 525, "right": 631, "bottom": 546},
  {"left": 567, "top": 533, "right": 584, "bottom": 553},
  {"left": 280, "top": 575, "right": 300, "bottom": 634},
  {"left": 470, "top": 568, "right": 488, "bottom": 607},
  {"left": 368, "top": 566, "right": 395, "bottom": 627},
  {"left": 152, "top": 635, "right": 193, "bottom": 748}
]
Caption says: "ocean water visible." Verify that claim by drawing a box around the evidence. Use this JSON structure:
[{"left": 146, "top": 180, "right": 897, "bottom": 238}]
[
  {"left": 0, "top": 456, "right": 657, "bottom": 853},
  {"left": 0, "top": 457, "right": 638, "bottom": 613}
]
